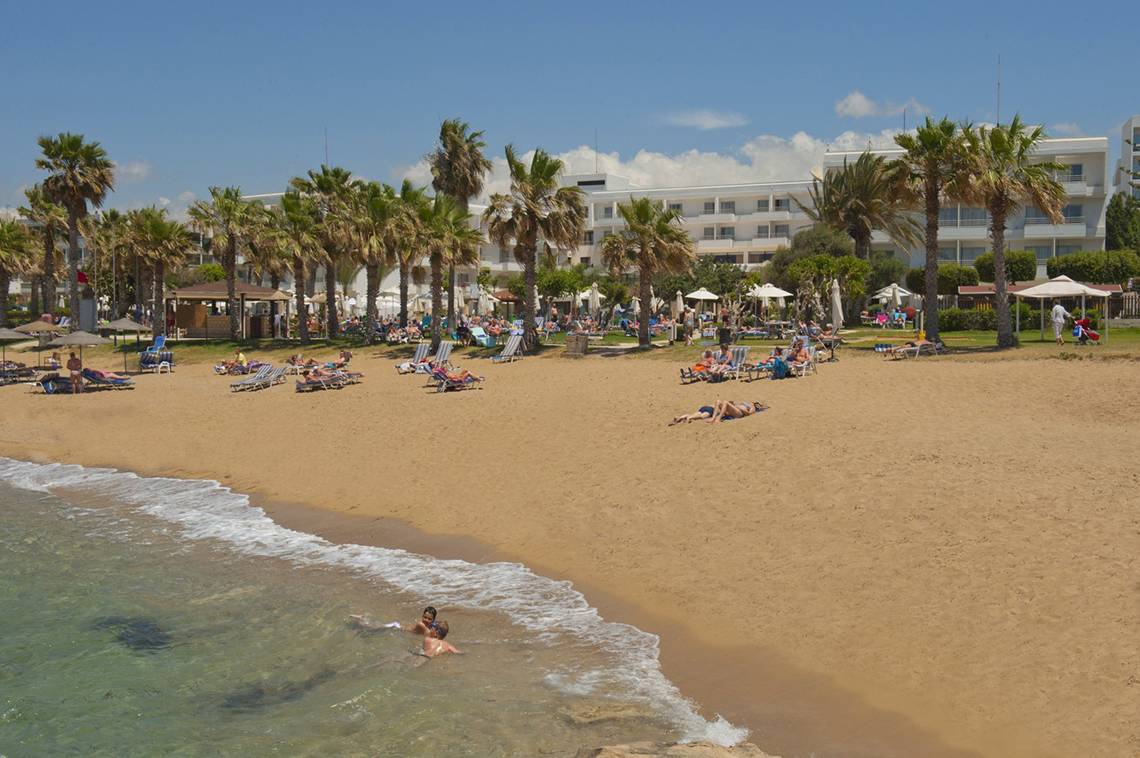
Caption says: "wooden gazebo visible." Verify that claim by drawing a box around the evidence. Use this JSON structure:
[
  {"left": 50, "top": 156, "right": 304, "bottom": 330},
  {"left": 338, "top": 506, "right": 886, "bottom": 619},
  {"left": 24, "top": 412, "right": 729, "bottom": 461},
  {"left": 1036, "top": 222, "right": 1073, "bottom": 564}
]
[{"left": 168, "top": 281, "right": 291, "bottom": 339}]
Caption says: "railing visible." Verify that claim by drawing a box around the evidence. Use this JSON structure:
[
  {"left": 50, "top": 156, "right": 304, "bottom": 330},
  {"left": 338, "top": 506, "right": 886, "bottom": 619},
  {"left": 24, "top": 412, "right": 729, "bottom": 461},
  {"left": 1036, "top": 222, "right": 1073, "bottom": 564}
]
[
  {"left": 1053, "top": 172, "right": 1085, "bottom": 184},
  {"left": 1026, "top": 216, "right": 1085, "bottom": 225},
  {"left": 959, "top": 216, "right": 989, "bottom": 227}
]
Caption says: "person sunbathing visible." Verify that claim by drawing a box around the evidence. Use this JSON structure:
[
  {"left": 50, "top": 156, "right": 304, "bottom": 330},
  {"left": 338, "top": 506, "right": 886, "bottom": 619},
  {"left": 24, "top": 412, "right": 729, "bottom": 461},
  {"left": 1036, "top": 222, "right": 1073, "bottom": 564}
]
[
  {"left": 706, "top": 346, "right": 734, "bottom": 378},
  {"left": 789, "top": 345, "right": 811, "bottom": 365},
  {"left": 688, "top": 349, "right": 715, "bottom": 375},
  {"left": 886, "top": 338, "right": 935, "bottom": 355},
  {"left": 438, "top": 365, "right": 482, "bottom": 384},
  {"left": 670, "top": 399, "right": 767, "bottom": 426},
  {"left": 87, "top": 368, "right": 129, "bottom": 381}
]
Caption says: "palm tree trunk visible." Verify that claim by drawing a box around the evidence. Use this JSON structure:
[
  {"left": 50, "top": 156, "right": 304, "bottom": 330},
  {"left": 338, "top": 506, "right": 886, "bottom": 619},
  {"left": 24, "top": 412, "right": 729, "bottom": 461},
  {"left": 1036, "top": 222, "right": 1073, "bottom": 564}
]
[
  {"left": 270, "top": 271, "right": 280, "bottom": 290},
  {"left": 430, "top": 255, "right": 443, "bottom": 352},
  {"left": 638, "top": 266, "right": 652, "bottom": 348},
  {"left": 991, "top": 211, "right": 1014, "bottom": 348},
  {"left": 294, "top": 255, "right": 309, "bottom": 344},
  {"left": 365, "top": 261, "right": 379, "bottom": 345},
  {"left": 398, "top": 260, "right": 409, "bottom": 328},
  {"left": 225, "top": 237, "right": 239, "bottom": 340},
  {"left": 923, "top": 183, "right": 941, "bottom": 340},
  {"left": 132, "top": 255, "right": 142, "bottom": 321},
  {"left": 522, "top": 246, "right": 538, "bottom": 352},
  {"left": 41, "top": 229, "right": 55, "bottom": 317},
  {"left": 0, "top": 270, "right": 10, "bottom": 324},
  {"left": 324, "top": 258, "right": 339, "bottom": 338},
  {"left": 29, "top": 275, "right": 40, "bottom": 319},
  {"left": 152, "top": 260, "right": 166, "bottom": 337},
  {"left": 66, "top": 207, "right": 81, "bottom": 321},
  {"left": 854, "top": 231, "right": 871, "bottom": 260},
  {"left": 447, "top": 264, "right": 456, "bottom": 337}
]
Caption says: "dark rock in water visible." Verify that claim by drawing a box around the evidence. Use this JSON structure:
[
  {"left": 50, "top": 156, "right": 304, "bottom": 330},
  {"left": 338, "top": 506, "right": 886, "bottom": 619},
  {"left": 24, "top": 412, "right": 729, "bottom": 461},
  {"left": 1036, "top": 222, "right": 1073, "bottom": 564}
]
[
  {"left": 92, "top": 616, "right": 172, "bottom": 652},
  {"left": 576, "top": 742, "right": 778, "bottom": 757},
  {"left": 222, "top": 668, "right": 336, "bottom": 712}
]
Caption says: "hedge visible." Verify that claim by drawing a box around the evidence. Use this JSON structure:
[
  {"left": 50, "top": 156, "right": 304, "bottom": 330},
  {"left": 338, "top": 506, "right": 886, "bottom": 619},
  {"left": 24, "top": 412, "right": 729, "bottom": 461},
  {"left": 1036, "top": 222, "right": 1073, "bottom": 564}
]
[
  {"left": 974, "top": 250, "right": 1037, "bottom": 283},
  {"left": 935, "top": 305, "right": 1099, "bottom": 332},
  {"left": 1045, "top": 250, "right": 1140, "bottom": 284},
  {"left": 904, "top": 264, "right": 979, "bottom": 295}
]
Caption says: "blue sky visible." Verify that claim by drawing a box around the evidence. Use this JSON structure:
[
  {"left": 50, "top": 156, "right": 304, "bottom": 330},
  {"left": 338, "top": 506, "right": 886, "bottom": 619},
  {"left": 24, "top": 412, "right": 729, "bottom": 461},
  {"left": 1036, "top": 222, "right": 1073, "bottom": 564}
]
[{"left": 1, "top": 0, "right": 1133, "bottom": 215}]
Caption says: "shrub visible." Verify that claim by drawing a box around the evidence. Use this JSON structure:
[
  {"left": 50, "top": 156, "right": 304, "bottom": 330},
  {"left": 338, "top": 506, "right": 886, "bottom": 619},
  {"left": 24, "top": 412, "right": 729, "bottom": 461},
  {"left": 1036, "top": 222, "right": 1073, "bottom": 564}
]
[
  {"left": 905, "top": 264, "right": 980, "bottom": 295},
  {"left": 1045, "top": 250, "right": 1140, "bottom": 284},
  {"left": 936, "top": 303, "right": 1031, "bottom": 332},
  {"left": 974, "top": 250, "right": 1037, "bottom": 283}
]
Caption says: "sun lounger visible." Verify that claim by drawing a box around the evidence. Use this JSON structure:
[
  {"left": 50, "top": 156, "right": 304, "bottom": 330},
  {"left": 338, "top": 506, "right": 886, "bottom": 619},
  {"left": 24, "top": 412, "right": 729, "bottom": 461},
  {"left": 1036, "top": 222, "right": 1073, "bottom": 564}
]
[
  {"left": 429, "top": 365, "right": 483, "bottom": 392},
  {"left": 415, "top": 341, "right": 454, "bottom": 373},
  {"left": 295, "top": 373, "right": 347, "bottom": 392},
  {"left": 468, "top": 326, "right": 496, "bottom": 348},
  {"left": 723, "top": 346, "right": 750, "bottom": 381},
  {"left": 679, "top": 366, "right": 707, "bottom": 384},
  {"left": 889, "top": 341, "right": 945, "bottom": 360},
  {"left": 230, "top": 365, "right": 273, "bottom": 391},
  {"left": 81, "top": 368, "right": 134, "bottom": 390},
  {"left": 492, "top": 334, "right": 522, "bottom": 363},
  {"left": 790, "top": 346, "right": 818, "bottom": 377},
  {"left": 246, "top": 366, "right": 288, "bottom": 391},
  {"left": 395, "top": 342, "right": 431, "bottom": 374}
]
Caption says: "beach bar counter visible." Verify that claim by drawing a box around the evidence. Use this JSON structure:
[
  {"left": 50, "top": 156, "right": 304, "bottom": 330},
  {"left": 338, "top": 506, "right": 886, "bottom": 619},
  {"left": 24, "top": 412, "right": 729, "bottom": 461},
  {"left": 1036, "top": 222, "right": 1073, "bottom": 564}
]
[{"left": 168, "top": 282, "right": 292, "bottom": 339}]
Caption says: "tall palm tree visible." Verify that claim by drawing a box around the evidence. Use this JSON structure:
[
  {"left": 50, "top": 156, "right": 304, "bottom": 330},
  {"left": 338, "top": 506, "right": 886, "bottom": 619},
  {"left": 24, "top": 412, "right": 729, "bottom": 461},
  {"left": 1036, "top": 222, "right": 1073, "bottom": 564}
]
[
  {"left": 393, "top": 181, "right": 429, "bottom": 328},
  {"left": 600, "top": 197, "right": 696, "bottom": 348},
  {"left": 274, "top": 191, "right": 322, "bottom": 344},
  {"left": 188, "top": 187, "right": 259, "bottom": 340},
  {"left": 356, "top": 182, "right": 406, "bottom": 340},
  {"left": 35, "top": 133, "right": 115, "bottom": 321},
  {"left": 290, "top": 165, "right": 358, "bottom": 338},
  {"left": 798, "top": 150, "right": 920, "bottom": 259},
  {"left": 419, "top": 195, "right": 484, "bottom": 350},
  {"left": 20, "top": 184, "right": 69, "bottom": 317},
  {"left": 483, "top": 146, "right": 586, "bottom": 351},
  {"left": 0, "top": 220, "right": 38, "bottom": 322},
  {"left": 962, "top": 116, "right": 1066, "bottom": 347},
  {"left": 126, "top": 208, "right": 193, "bottom": 337},
  {"left": 894, "top": 117, "right": 971, "bottom": 340},
  {"left": 429, "top": 119, "right": 493, "bottom": 334}
]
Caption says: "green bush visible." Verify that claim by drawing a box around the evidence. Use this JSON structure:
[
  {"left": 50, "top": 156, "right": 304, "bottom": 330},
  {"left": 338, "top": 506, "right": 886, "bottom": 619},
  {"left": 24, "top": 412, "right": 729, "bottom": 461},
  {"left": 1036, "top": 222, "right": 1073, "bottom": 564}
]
[
  {"left": 905, "top": 264, "right": 980, "bottom": 295},
  {"left": 1045, "top": 250, "right": 1140, "bottom": 284},
  {"left": 936, "top": 303, "right": 1032, "bottom": 331},
  {"left": 974, "top": 250, "right": 1037, "bottom": 283},
  {"left": 4, "top": 309, "right": 25, "bottom": 328}
]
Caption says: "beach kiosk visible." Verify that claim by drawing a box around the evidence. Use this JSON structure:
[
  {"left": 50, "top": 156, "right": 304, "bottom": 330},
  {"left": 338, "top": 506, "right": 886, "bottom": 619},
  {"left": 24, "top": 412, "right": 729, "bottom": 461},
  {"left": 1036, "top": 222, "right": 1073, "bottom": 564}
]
[{"left": 168, "top": 282, "right": 292, "bottom": 339}]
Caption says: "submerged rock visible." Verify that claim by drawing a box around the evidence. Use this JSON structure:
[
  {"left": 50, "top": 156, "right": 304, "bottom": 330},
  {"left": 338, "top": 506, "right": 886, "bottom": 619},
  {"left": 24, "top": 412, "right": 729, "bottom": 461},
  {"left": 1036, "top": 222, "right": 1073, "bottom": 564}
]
[
  {"left": 560, "top": 700, "right": 655, "bottom": 725},
  {"left": 576, "top": 741, "right": 777, "bottom": 758},
  {"left": 91, "top": 616, "right": 172, "bottom": 652},
  {"left": 222, "top": 668, "right": 336, "bottom": 712}
]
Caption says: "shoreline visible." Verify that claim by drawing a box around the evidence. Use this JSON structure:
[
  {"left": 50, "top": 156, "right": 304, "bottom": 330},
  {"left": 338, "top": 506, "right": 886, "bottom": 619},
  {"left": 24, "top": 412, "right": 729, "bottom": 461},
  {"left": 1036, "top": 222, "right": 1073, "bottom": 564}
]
[
  {"left": 2, "top": 450, "right": 976, "bottom": 757},
  {"left": 1, "top": 350, "right": 1134, "bottom": 758}
]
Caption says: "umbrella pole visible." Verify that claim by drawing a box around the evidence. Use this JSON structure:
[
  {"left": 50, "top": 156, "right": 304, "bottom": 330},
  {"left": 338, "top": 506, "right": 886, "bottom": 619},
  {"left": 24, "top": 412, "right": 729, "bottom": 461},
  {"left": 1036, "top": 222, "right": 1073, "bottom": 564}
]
[
  {"left": 1040, "top": 304, "right": 1044, "bottom": 342},
  {"left": 1015, "top": 296, "right": 1020, "bottom": 337}
]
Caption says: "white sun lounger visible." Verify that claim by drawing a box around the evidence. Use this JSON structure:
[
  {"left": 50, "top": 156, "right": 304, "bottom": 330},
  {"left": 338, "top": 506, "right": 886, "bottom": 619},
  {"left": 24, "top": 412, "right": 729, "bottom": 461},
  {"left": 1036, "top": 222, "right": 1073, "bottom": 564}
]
[{"left": 492, "top": 334, "right": 523, "bottom": 363}]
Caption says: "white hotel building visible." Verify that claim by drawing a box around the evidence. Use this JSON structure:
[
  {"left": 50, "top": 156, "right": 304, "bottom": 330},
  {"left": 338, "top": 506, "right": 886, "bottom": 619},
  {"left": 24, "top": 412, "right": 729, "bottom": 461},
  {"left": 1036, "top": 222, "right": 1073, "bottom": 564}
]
[
  {"left": 241, "top": 135, "right": 1109, "bottom": 295},
  {"left": 1114, "top": 114, "right": 1140, "bottom": 200}
]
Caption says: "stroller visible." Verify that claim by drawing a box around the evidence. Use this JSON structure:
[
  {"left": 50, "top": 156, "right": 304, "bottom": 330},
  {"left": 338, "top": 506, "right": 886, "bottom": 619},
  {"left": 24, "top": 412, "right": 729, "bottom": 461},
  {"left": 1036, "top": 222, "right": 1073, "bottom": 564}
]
[{"left": 1073, "top": 319, "right": 1100, "bottom": 345}]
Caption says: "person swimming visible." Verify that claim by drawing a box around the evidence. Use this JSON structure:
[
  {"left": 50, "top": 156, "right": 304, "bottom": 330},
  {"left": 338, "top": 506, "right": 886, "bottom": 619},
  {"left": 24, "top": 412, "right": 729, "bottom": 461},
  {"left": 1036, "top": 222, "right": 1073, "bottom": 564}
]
[{"left": 419, "top": 621, "right": 462, "bottom": 658}]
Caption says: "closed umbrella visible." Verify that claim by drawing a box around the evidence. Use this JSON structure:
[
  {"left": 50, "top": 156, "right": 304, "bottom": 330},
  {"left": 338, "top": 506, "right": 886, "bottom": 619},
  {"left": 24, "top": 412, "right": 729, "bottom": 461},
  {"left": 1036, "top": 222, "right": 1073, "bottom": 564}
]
[
  {"left": 589, "top": 282, "right": 602, "bottom": 315},
  {"left": 891, "top": 282, "right": 901, "bottom": 309},
  {"left": 673, "top": 290, "right": 684, "bottom": 318},
  {"left": 830, "top": 278, "right": 843, "bottom": 328},
  {"left": 105, "top": 316, "right": 148, "bottom": 373}
]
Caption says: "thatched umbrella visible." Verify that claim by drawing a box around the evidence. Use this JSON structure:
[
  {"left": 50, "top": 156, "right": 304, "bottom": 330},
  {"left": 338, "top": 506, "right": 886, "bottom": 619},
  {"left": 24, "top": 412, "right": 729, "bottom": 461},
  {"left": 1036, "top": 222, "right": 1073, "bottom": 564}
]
[
  {"left": 0, "top": 327, "right": 28, "bottom": 366},
  {"left": 48, "top": 330, "right": 109, "bottom": 366},
  {"left": 14, "top": 320, "right": 58, "bottom": 335}
]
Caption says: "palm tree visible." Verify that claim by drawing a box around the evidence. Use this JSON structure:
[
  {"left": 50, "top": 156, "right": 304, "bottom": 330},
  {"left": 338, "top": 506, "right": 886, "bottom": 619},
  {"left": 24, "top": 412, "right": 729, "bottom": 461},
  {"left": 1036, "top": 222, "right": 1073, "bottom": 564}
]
[
  {"left": 798, "top": 150, "right": 920, "bottom": 259},
  {"left": 290, "top": 165, "right": 358, "bottom": 338},
  {"left": 429, "top": 119, "right": 493, "bottom": 334},
  {"left": 483, "top": 146, "right": 586, "bottom": 351},
  {"left": 188, "top": 187, "right": 259, "bottom": 340},
  {"left": 20, "top": 184, "right": 68, "bottom": 317},
  {"left": 962, "top": 116, "right": 1066, "bottom": 348},
  {"left": 393, "top": 181, "right": 429, "bottom": 328},
  {"left": 0, "top": 220, "right": 38, "bottom": 322},
  {"left": 419, "top": 195, "right": 484, "bottom": 350},
  {"left": 894, "top": 117, "right": 971, "bottom": 340},
  {"left": 126, "top": 208, "right": 193, "bottom": 337},
  {"left": 35, "top": 133, "right": 115, "bottom": 321},
  {"left": 600, "top": 197, "right": 696, "bottom": 348},
  {"left": 275, "top": 191, "right": 322, "bottom": 343},
  {"left": 80, "top": 209, "right": 128, "bottom": 318}
]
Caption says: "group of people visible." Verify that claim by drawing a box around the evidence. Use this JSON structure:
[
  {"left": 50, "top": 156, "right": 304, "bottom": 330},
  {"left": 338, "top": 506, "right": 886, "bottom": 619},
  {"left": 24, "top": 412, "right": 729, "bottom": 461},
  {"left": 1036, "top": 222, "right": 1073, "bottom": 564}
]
[{"left": 349, "top": 605, "right": 461, "bottom": 659}]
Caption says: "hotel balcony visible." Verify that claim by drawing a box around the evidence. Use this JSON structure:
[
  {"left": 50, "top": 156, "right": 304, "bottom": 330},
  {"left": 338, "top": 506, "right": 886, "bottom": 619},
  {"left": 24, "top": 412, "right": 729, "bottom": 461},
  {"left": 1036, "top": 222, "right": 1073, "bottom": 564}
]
[
  {"left": 1023, "top": 219, "right": 1087, "bottom": 238},
  {"left": 696, "top": 211, "right": 737, "bottom": 224},
  {"left": 696, "top": 237, "right": 743, "bottom": 252}
]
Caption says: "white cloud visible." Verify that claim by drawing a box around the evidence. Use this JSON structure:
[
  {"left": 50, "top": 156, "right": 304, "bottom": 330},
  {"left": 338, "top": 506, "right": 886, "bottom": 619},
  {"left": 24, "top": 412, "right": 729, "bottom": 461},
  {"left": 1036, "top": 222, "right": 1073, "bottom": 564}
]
[
  {"left": 835, "top": 90, "right": 929, "bottom": 119},
  {"left": 116, "top": 160, "right": 153, "bottom": 183},
  {"left": 1050, "top": 122, "right": 1081, "bottom": 136},
  {"left": 662, "top": 110, "right": 749, "bottom": 130},
  {"left": 0, "top": 206, "right": 20, "bottom": 220},
  {"left": 393, "top": 129, "right": 903, "bottom": 198}
]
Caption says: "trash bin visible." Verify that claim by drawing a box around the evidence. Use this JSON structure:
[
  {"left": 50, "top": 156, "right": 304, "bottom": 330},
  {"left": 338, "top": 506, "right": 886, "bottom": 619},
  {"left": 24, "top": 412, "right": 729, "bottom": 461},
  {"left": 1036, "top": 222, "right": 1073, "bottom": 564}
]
[{"left": 565, "top": 334, "right": 588, "bottom": 356}]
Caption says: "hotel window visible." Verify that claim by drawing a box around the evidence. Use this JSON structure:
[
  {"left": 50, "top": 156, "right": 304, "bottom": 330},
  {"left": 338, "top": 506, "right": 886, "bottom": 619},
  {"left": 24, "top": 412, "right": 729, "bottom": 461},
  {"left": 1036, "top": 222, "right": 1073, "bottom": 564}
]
[
  {"left": 720, "top": 200, "right": 735, "bottom": 213},
  {"left": 1057, "top": 244, "right": 1083, "bottom": 256},
  {"left": 773, "top": 224, "right": 789, "bottom": 238},
  {"left": 602, "top": 206, "right": 613, "bottom": 219},
  {"left": 1025, "top": 245, "right": 1052, "bottom": 261},
  {"left": 703, "top": 201, "right": 716, "bottom": 214},
  {"left": 720, "top": 226, "right": 736, "bottom": 239},
  {"left": 712, "top": 254, "right": 741, "bottom": 264},
  {"left": 960, "top": 247, "right": 984, "bottom": 262},
  {"left": 702, "top": 227, "right": 715, "bottom": 240},
  {"left": 583, "top": 231, "right": 594, "bottom": 245},
  {"left": 1062, "top": 204, "right": 1083, "bottom": 223},
  {"left": 938, "top": 206, "right": 958, "bottom": 225},
  {"left": 747, "top": 252, "right": 769, "bottom": 263},
  {"left": 579, "top": 257, "right": 591, "bottom": 266},
  {"left": 668, "top": 202, "right": 683, "bottom": 213},
  {"left": 773, "top": 198, "right": 790, "bottom": 211},
  {"left": 938, "top": 246, "right": 957, "bottom": 261},
  {"left": 755, "top": 225, "right": 770, "bottom": 238},
  {"left": 499, "top": 247, "right": 511, "bottom": 263},
  {"left": 1061, "top": 163, "right": 1084, "bottom": 182},
  {"left": 756, "top": 198, "right": 769, "bottom": 212},
  {"left": 959, "top": 207, "right": 988, "bottom": 227}
]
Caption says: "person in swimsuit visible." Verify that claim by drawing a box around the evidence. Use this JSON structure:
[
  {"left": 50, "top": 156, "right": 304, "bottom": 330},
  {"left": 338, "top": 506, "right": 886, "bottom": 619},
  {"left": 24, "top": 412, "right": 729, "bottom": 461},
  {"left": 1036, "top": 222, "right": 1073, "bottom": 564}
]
[
  {"left": 708, "top": 399, "right": 767, "bottom": 423},
  {"left": 66, "top": 352, "right": 83, "bottom": 394},
  {"left": 420, "top": 621, "right": 462, "bottom": 658},
  {"left": 412, "top": 606, "right": 438, "bottom": 635}
]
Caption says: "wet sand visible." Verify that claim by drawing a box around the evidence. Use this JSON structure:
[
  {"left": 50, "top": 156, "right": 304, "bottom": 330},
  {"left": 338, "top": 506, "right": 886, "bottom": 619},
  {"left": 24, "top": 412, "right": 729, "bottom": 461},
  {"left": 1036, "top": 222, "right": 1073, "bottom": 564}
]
[{"left": 1, "top": 346, "right": 1136, "bottom": 757}]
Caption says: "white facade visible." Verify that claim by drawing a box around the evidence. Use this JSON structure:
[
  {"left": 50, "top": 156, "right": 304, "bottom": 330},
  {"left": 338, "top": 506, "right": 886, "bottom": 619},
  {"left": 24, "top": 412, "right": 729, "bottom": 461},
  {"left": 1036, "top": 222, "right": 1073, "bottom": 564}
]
[
  {"left": 1114, "top": 115, "right": 1140, "bottom": 200},
  {"left": 824, "top": 136, "right": 1110, "bottom": 276}
]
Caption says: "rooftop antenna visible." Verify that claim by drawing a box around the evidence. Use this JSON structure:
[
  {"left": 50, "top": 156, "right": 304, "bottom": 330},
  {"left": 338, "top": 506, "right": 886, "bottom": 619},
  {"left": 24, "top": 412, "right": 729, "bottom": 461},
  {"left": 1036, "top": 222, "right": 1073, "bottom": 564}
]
[
  {"left": 996, "top": 54, "right": 1001, "bottom": 123},
  {"left": 324, "top": 127, "right": 329, "bottom": 166},
  {"left": 594, "top": 128, "right": 599, "bottom": 173}
]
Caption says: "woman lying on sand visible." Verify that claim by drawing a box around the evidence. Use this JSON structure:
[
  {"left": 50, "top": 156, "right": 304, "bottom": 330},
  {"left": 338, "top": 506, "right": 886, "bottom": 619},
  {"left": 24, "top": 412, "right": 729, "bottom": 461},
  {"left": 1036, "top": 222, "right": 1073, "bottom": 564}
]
[{"left": 669, "top": 399, "right": 768, "bottom": 425}]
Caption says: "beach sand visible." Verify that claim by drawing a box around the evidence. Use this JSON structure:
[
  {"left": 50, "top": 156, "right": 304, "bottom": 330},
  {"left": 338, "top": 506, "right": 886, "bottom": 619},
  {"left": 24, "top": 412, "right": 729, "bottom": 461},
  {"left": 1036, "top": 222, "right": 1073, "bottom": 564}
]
[{"left": 1, "top": 347, "right": 1136, "bottom": 757}]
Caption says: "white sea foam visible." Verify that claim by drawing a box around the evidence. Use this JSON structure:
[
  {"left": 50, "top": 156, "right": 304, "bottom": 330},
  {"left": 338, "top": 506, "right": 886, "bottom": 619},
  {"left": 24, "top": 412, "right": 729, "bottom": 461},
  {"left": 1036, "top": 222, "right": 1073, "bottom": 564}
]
[{"left": 0, "top": 457, "right": 748, "bottom": 746}]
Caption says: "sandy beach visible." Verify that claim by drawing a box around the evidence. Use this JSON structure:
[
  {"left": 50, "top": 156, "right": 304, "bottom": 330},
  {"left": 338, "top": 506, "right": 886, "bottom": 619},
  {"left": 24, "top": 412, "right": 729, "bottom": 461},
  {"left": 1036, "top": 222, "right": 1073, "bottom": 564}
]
[{"left": 1, "top": 346, "right": 1136, "bottom": 758}]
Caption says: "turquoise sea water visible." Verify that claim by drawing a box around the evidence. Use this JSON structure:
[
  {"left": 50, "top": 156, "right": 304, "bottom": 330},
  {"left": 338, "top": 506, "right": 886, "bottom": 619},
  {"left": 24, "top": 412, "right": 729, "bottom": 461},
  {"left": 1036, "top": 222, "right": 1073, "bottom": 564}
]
[{"left": 0, "top": 458, "right": 745, "bottom": 756}]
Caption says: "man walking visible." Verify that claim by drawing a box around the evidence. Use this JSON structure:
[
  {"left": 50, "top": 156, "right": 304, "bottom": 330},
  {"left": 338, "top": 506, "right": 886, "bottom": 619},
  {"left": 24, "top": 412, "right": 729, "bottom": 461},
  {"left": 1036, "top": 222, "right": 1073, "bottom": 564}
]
[{"left": 1051, "top": 301, "right": 1072, "bottom": 345}]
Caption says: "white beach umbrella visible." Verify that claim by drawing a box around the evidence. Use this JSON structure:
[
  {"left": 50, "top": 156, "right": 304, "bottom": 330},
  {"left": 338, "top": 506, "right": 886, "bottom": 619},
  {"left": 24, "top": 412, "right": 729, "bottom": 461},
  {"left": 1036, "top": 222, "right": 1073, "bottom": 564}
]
[
  {"left": 673, "top": 290, "right": 684, "bottom": 318},
  {"left": 747, "top": 282, "right": 793, "bottom": 299},
  {"left": 830, "top": 278, "right": 843, "bottom": 328},
  {"left": 685, "top": 287, "right": 719, "bottom": 302},
  {"left": 589, "top": 282, "right": 602, "bottom": 313},
  {"left": 891, "top": 282, "right": 901, "bottom": 309}
]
